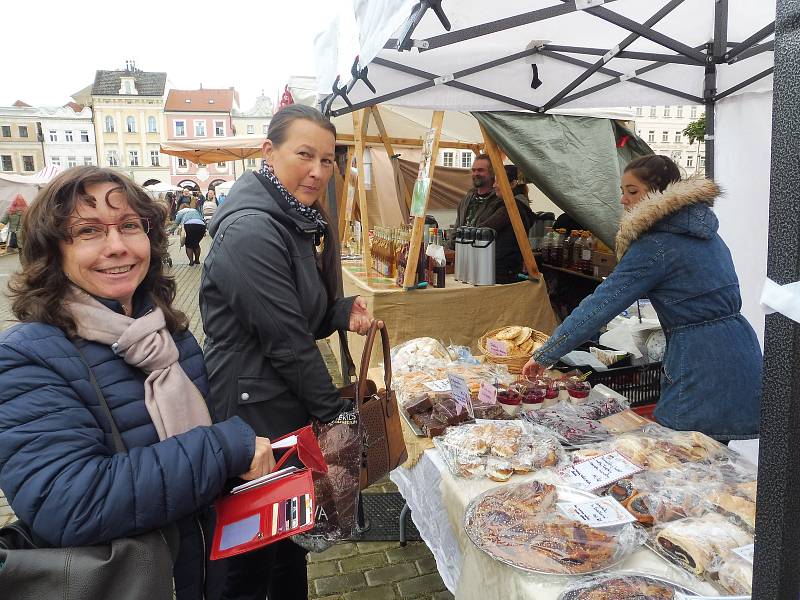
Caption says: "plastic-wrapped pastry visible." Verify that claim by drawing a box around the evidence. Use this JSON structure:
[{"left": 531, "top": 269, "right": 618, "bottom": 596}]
[
  {"left": 707, "top": 491, "right": 756, "bottom": 529},
  {"left": 558, "top": 572, "right": 694, "bottom": 599},
  {"left": 486, "top": 458, "right": 514, "bottom": 482},
  {"left": 714, "top": 550, "right": 753, "bottom": 595}
]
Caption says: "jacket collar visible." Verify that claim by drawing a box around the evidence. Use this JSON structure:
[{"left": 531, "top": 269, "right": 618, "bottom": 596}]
[{"left": 615, "top": 178, "right": 721, "bottom": 258}]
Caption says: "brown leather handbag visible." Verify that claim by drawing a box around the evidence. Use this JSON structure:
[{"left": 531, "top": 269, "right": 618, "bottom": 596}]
[{"left": 339, "top": 321, "right": 407, "bottom": 490}]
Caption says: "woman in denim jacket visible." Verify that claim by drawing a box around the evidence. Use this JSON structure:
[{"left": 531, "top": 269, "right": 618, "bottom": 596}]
[{"left": 524, "top": 155, "right": 761, "bottom": 439}]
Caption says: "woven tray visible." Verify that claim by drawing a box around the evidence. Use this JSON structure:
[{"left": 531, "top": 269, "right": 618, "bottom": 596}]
[{"left": 478, "top": 327, "right": 549, "bottom": 374}]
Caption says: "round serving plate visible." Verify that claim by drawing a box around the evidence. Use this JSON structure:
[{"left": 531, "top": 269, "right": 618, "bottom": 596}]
[
  {"left": 464, "top": 482, "right": 643, "bottom": 576},
  {"left": 556, "top": 571, "right": 700, "bottom": 599}
]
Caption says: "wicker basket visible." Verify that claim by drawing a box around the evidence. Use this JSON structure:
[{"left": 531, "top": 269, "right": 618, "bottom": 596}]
[{"left": 478, "top": 327, "right": 550, "bottom": 374}]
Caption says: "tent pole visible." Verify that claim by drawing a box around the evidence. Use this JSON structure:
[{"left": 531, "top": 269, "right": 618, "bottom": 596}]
[
  {"left": 703, "top": 0, "right": 728, "bottom": 179},
  {"left": 352, "top": 110, "right": 372, "bottom": 274},
  {"left": 403, "top": 111, "right": 444, "bottom": 289},
  {"left": 338, "top": 147, "right": 354, "bottom": 244},
  {"left": 371, "top": 105, "right": 412, "bottom": 217},
  {"left": 752, "top": 1, "right": 800, "bottom": 598},
  {"left": 479, "top": 124, "right": 540, "bottom": 280}
]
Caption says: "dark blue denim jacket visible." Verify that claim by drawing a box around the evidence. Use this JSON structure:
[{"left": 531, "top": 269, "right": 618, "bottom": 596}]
[{"left": 534, "top": 179, "right": 761, "bottom": 438}]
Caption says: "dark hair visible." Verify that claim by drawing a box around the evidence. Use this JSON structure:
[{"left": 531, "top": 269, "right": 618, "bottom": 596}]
[
  {"left": 268, "top": 104, "right": 341, "bottom": 306},
  {"left": 504, "top": 165, "right": 528, "bottom": 196},
  {"left": 9, "top": 166, "right": 187, "bottom": 336},
  {"left": 474, "top": 153, "right": 494, "bottom": 176},
  {"left": 624, "top": 155, "right": 682, "bottom": 193}
]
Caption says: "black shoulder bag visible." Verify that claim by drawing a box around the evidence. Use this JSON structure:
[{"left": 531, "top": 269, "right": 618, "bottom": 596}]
[{"left": 0, "top": 347, "right": 179, "bottom": 600}]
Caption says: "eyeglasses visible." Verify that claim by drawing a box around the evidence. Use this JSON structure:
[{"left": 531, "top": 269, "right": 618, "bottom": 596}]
[{"left": 68, "top": 218, "right": 151, "bottom": 242}]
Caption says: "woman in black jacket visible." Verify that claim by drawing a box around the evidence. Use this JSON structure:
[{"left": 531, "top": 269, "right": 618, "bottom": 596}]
[{"left": 200, "top": 105, "right": 373, "bottom": 600}]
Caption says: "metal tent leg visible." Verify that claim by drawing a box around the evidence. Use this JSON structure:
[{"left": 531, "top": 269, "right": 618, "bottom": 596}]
[{"left": 399, "top": 502, "right": 410, "bottom": 546}]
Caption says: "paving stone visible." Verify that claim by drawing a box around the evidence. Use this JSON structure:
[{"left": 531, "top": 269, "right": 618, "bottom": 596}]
[
  {"left": 313, "top": 572, "right": 367, "bottom": 596},
  {"left": 307, "top": 559, "right": 339, "bottom": 579},
  {"left": 415, "top": 556, "right": 438, "bottom": 575},
  {"left": 343, "top": 585, "right": 397, "bottom": 600},
  {"left": 364, "top": 563, "right": 418, "bottom": 586},
  {"left": 386, "top": 542, "right": 434, "bottom": 563},
  {"left": 355, "top": 541, "right": 400, "bottom": 553},
  {"left": 433, "top": 590, "right": 456, "bottom": 600},
  {"left": 308, "top": 542, "right": 359, "bottom": 562},
  {"left": 396, "top": 573, "right": 448, "bottom": 598},
  {"left": 338, "top": 551, "right": 388, "bottom": 573}
]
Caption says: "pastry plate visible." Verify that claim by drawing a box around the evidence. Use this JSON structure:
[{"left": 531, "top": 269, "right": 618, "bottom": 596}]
[
  {"left": 464, "top": 483, "right": 643, "bottom": 576},
  {"left": 399, "top": 404, "right": 425, "bottom": 437},
  {"left": 556, "top": 571, "right": 700, "bottom": 599}
]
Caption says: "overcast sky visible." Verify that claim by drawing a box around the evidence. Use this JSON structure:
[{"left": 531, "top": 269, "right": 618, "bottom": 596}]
[{"left": 1, "top": 1, "right": 339, "bottom": 109}]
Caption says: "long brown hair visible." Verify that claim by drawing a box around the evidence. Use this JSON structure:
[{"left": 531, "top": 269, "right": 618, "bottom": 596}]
[
  {"left": 9, "top": 166, "right": 188, "bottom": 335},
  {"left": 268, "top": 105, "right": 342, "bottom": 305}
]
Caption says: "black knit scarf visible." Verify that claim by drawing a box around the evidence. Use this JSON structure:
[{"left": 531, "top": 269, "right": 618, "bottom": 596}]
[{"left": 258, "top": 160, "right": 328, "bottom": 242}]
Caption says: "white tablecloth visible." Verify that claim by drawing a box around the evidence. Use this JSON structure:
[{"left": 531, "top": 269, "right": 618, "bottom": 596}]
[{"left": 391, "top": 449, "right": 723, "bottom": 599}]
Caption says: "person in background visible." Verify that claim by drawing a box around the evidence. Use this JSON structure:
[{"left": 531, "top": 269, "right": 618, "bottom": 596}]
[
  {"left": 523, "top": 155, "right": 761, "bottom": 440},
  {"left": 217, "top": 192, "right": 227, "bottom": 206},
  {"left": 202, "top": 189, "right": 218, "bottom": 225},
  {"left": 0, "top": 166, "right": 275, "bottom": 599},
  {"left": 174, "top": 203, "right": 206, "bottom": 265},
  {"left": 178, "top": 188, "right": 192, "bottom": 210},
  {"left": 200, "top": 104, "right": 374, "bottom": 600},
  {"left": 1, "top": 194, "right": 28, "bottom": 254}
]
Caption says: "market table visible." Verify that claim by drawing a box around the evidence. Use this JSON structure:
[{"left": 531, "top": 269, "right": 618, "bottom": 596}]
[
  {"left": 390, "top": 448, "right": 722, "bottom": 599},
  {"left": 333, "top": 261, "right": 560, "bottom": 369}
]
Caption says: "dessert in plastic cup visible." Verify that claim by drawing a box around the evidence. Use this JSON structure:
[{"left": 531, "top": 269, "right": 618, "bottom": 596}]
[
  {"left": 497, "top": 389, "right": 521, "bottom": 416},
  {"left": 566, "top": 377, "right": 591, "bottom": 402}
]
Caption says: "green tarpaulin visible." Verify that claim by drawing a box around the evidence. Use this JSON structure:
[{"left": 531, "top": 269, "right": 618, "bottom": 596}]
[{"left": 473, "top": 111, "right": 652, "bottom": 250}]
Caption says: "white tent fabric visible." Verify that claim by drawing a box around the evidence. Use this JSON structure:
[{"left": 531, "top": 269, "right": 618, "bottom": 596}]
[
  {"left": 0, "top": 166, "right": 62, "bottom": 215},
  {"left": 144, "top": 182, "right": 183, "bottom": 193}
]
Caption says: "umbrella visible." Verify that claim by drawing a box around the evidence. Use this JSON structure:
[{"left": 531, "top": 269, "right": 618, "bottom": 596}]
[{"left": 159, "top": 135, "right": 264, "bottom": 165}]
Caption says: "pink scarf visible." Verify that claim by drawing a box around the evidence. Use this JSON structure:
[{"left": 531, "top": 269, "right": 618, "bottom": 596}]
[{"left": 65, "top": 287, "right": 211, "bottom": 440}]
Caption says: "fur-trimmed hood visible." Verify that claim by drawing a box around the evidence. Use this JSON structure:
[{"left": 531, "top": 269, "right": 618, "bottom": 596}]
[{"left": 615, "top": 178, "right": 721, "bottom": 258}]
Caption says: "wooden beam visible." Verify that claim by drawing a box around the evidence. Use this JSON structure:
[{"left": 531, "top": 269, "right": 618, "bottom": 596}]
[
  {"left": 479, "top": 123, "right": 541, "bottom": 279},
  {"left": 403, "top": 110, "right": 445, "bottom": 289},
  {"left": 336, "top": 134, "right": 476, "bottom": 150},
  {"left": 338, "top": 146, "right": 354, "bottom": 244},
  {"left": 371, "top": 105, "right": 413, "bottom": 216},
  {"left": 352, "top": 110, "right": 371, "bottom": 272}
]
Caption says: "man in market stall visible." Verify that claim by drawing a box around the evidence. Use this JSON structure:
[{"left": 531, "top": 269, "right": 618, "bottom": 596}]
[{"left": 447, "top": 155, "right": 534, "bottom": 283}]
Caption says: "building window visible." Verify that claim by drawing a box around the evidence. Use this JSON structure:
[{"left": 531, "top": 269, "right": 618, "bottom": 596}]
[
  {"left": 175, "top": 120, "right": 186, "bottom": 136},
  {"left": 262, "top": 124, "right": 268, "bottom": 134},
  {"left": 49, "top": 130, "right": 58, "bottom": 142},
  {"left": 649, "top": 107, "right": 657, "bottom": 117},
  {"left": 150, "top": 150, "right": 160, "bottom": 167},
  {"left": 460, "top": 152, "right": 473, "bottom": 168},
  {"left": 214, "top": 121, "right": 225, "bottom": 136},
  {"left": 83, "top": 157, "right": 93, "bottom": 166},
  {"left": 442, "top": 152, "right": 454, "bottom": 167},
  {"left": 247, "top": 158, "right": 257, "bottom": 167},
  {"left": 105, "top": 116, "right": 115, "bottom": 133},
  {"left": 635, "top": 106, "right": 643, "bottom": 117},
  {"left": 675, "top": 131, "right": 682, "bottom": 143},
  {"left": 129, "top": 149, "right": 139, "bottom": 167},
  {"left": 662, "top": 131, "right": 669, "bottom": 143},
  {"left": 663, "top": 106, "right": 671, "bottom": 118},
  {"left": 22, "top": 156, "right": 35, "bottom": 171},
  {"left": 147, "top": 116, "right": 157, "bottom": 133},
  {"left": 177, "top": 157, "right": 188, "bottom": 168},
  {"left": 65, "top": 130, "right": 73, "bottom": 142},
  {"left": 107, "top": 150, "right": 118, "bottom": 166},
  {"left": 1, "top": 155, "right": 12, "bottom": 171},
  {"left": 1, "top": 126, "right": 10, "bottom": 137},
  {"left": 247, "top": 124, "right": 255, "bottom": 134},
  {"left": 67, "top": 156, "right": 77, "bottom": 168},
  {"left": 18, "top": 126, "right": 29, "bottom": 138},
  {"left": 676, "top": 106, "right": 683, "bottom": 118},
  {"left": 647, "top": 131, "right": 655, "bottom": 143},
  {"left": 687, "top": 154, "right": 694, "bottom": 168},
  {"left": 699, "top": 156, "right": 706, "bottom": 168},
  {"left": 217, "top": 161, "right": 226, "bottom": 169},
  {"left": 194, "top": 121, "right": 206, "bottom": 137},
  {"left": 51, "top": 156, "right": 61, "bottom": 166},
  {"left": 80, "top": 130, "right": 89, "bottom": 142},
  {"left": 126, "top": 117, "right": 136, "bottom": 133},
  {"left": 690, "top": 106, "right": 698, "bottom": 119}
]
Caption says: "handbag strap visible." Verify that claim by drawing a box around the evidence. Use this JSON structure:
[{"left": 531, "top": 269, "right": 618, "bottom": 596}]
[
  {"left": 356, "top": 322, "right": 393, "bottom": 409},
  {"left": 73, "top": 341, "right": 128, "bottom": 454},
  {"left": 337, "top": 330, "right": 357, "bottom": 381}
]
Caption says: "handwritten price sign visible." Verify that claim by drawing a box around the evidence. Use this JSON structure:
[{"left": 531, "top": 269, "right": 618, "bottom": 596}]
[{"left": 558, "top": 451, "right": 644, "bottom": 491}]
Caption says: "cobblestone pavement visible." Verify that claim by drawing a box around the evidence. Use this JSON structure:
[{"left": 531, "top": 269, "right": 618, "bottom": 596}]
[{"left": 0, "top": 239, "right": 452, "bottom": 599}]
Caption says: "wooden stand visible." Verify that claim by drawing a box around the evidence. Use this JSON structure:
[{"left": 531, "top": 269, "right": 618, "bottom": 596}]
[{"left": 352, "top": 109, "right": 372, "bottom": 269}]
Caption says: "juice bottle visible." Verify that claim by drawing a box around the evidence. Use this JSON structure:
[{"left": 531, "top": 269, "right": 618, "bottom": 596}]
[{"left": 580, "top": 231, "right": 594, "bottom": 274}]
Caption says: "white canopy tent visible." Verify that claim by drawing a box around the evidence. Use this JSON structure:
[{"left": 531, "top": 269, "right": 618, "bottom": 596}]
[
  {"left": 0, "top": 165, "right": 63, "bottom": 215},
  {"left": 144, "top": 182, "right": 183, "bottom": 194}
]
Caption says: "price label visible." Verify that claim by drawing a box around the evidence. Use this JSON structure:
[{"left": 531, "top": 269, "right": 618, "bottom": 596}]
[
  {"left": 423, "top": 379, "right": 451, "bottom": 392},
  {"left": 477, "top": 381, "right": 498, "bottom": 405},
  {"left": 557, "top": 496, "right": 637, "bottom": 528},
  {"left": 487, "top": 339, "right": 509, "bottom": 356},
  {"left": 557, "top": 451, "right": 644, "bottom": 491},
  {"left": 732, "top": 543, "right": 754, "bottom": 564},
  {"left": 447, "top": 373, "right": 473, "bottom": 417}
]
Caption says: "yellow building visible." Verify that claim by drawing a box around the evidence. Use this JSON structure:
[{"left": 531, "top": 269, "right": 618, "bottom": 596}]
[
  {"left": 0, "top": 101, "right": 45, "bottom": 174},
  {"left": 74, "top": 61, "right": 169, "bottom": 185}
]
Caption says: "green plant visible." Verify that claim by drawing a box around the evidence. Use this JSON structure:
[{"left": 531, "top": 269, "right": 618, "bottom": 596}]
[{"left": 682, "top": 113, "right": 706, "bottom": 144}]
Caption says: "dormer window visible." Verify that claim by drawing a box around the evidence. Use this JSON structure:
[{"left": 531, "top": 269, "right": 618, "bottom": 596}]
[
  {"left": 185, "top": 98, "right": 191, "bottom": 103},
  {"left": 119, "top": 77, "right": 138, "bottom": 95},
  {"left": 209, "top": 99, "right": 215, "bottom": 104}
]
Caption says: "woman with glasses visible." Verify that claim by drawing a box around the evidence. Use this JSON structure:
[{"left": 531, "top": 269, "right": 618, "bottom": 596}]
[{"left": 0, "top": 167, "right": 276, "bottom": 599}]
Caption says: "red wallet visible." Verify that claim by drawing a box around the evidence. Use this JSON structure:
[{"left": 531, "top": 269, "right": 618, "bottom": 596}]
[{"left": 210, "top": 425, "right": 328, "bottom": 560}]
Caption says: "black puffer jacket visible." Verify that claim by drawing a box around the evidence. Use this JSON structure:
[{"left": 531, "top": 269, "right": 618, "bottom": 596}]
[{"left": 200, "top": 171, "right": 355, "bottom": 440}]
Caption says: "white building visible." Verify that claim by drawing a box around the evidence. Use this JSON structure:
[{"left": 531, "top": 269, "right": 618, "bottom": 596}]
[
  {"left": 633, "top": 105, "right": 706, "bottom": 176},
  {"left": 231, "top": 93, "right": 273, "bottom": 173},
  {"left": 38, "top": 103, "right": 97, "bottom": 169}
]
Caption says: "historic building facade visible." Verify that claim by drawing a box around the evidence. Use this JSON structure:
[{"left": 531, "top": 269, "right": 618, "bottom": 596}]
[{"left": 0, "top": 101, "right": 45, "bottom": 175}]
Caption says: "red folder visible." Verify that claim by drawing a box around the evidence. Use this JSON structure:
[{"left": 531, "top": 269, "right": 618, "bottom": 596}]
[{"left": 210, "top": 425, "right": 328, "bottom": 560}]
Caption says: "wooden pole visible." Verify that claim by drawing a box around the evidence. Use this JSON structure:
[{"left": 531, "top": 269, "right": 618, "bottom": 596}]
[
  {"left": 403, "top": 110, "right": 445, "bottom": 289},
  {"left": 338, "top": 146, "right": 354, "bottom": 244},
  {"left": 336, "top": 134, "right": 476, "bottom": 150},
  {"left": 352, "top": 110, "right": 371, "bottom": 272},
  {"left": 370, "top": 105, "right": 413, "bottom": 215},
  {"left": 479, "top": 123, "right": 541, "bottom": 279}
]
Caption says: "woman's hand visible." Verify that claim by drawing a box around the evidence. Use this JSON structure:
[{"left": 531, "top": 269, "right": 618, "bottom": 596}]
[
  {"left": 522, "top": 357, "right": 547, "bottom": 380},
  {"left": 239, "top": 436, "right": 276, "bottom": 480},
  {"left": 348, "top": 296, "right": 374, "bottom": 335}
]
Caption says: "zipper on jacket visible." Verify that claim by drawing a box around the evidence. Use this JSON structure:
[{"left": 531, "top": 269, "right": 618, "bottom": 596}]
[{"left": 196, "top": 515, "right": 207, "bottom": 600}]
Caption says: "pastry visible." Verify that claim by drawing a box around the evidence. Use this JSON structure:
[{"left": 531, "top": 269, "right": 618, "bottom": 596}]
[
  {"left": 495, "top": 326, "right": 523, "bottom": 340},
  {"left": 717, "top": 551, "right": 753, "bottom": 594},
  {"left": 512, "top": 326, "right": 533, "bottom": 345},
  {"left": 457, "top": 457, "right": 486, "bottom": 478},
  {"left": 709, "top": 492, "right": 756, "bottom": 529},
  {"left": 404, "top": 393, "right": 433, "bottom": 415},
  {"left": 655, "top": 514, "right": 752, "bottom": 576},
  {"left": 736, "top": 480, "right": 757, "bottom": 502},
  {"left": 519, "top": 338, "right": 536, "bottom": 354},
  {"left": 560, "top": 575, "right": 678, "bottom": 599},
  {"left": 486, "top": 460, "right": 514, "bottom": 482}
]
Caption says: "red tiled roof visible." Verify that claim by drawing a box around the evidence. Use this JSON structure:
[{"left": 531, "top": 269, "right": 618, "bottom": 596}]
[
  {"left": 12, "top": 100, "right": 31, "bottom": 107},
  {"left": 64, "top": 101, "right": 85, "bottom": 112},
  {"left": 165, "top": 88, "right": 238, "bottom": 112}
]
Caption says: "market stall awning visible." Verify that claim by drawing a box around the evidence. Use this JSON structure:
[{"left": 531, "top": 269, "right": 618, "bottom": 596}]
[{"left": 159, "top": 136, "right": 264, "bottom": 164}]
